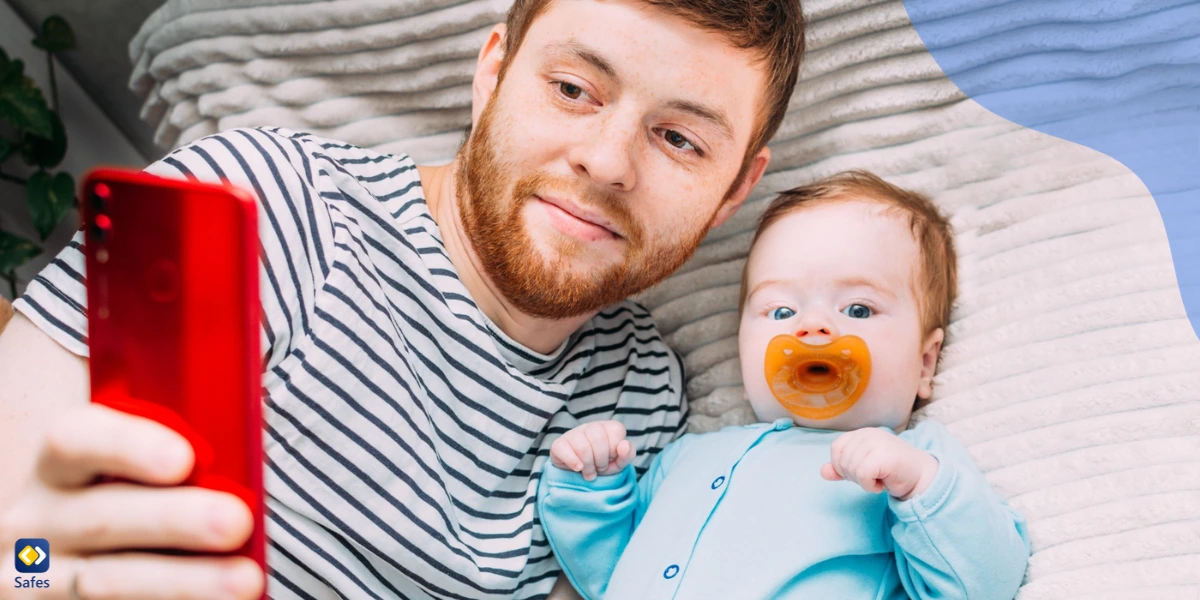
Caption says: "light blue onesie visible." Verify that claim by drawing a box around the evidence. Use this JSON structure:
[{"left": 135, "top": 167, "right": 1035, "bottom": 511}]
[{"left": 537, "top": 418, "right": 1030, "bottom": 599}]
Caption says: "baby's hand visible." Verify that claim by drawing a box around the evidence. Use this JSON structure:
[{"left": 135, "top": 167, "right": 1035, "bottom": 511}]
[
  {"left": 550, "top": 421, "right": 635, "bottom": 481},
  {"left": 820, "top": 428, "right": 939, "bottom": 500}
]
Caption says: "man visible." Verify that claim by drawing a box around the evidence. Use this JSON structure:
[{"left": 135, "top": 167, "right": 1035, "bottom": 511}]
[{"left": 0, "top": 0, "right": 803, "bottom": 597}]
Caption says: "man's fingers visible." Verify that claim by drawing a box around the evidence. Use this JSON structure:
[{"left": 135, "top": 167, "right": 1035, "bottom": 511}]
[
  {"left": 37, "top": 404, "right": 194, "bottom": 489},
  {"left": 583, "top": 425, "right": 612, "bottom": 473},
  {"left": 7, "top": 484, "right": 252, "bottom": 554},
  {"left": 75, "top": 553, "right": 264, "bottom": 600},
  {"left": 0, "top": 553, "right": 262, "bottom": 600}
]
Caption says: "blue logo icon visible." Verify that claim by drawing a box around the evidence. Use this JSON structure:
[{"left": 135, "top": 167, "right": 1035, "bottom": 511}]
[{"left": 14, "top": 538, "right": 49, "bottom": 574}]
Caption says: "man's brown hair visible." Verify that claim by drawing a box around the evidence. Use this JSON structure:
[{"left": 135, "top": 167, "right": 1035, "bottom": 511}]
[
  {"left": 739, "top": 170, "right": 958, "bottom": 336},
  {"left": 500, "top": 0, "right": 806, "bottom": 163}
]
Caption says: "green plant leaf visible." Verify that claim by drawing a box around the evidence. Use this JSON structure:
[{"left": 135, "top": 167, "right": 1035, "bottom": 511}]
[
  {"left": 0, "top": 137, "right": 11, "bottom": 163},
  {"left": 0, "top": 231, "right": 41, "bottom": 274},
  {"left": 26, "top": 170, "right": 76, "bottom": 241},
  {"left": 32, "top": 16, "right": 76, "bottom": 53},
  {"left": 52, "top": 171, "right": 75, "bottom": 206},
  {"left": 0, "top": 48, "right": 21, "bottom": 87},
  {"left": 20, "top": 111, "right": 67, "bottom": 168},
  {"left": 0, "top": 55, "right": 54, "bottom": 138}
]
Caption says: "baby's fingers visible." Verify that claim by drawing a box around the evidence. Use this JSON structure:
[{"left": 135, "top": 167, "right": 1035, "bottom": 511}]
[
  {"left": 860, "top": 477, "right": 885, "bottom": 494},
  {"left": 566, "top": 433, "right": 598, "bottom": 480},
  {"left": 583, "top": 424, "right": 613, "bottom": 474},
  {"left": 600, "top": 421, "right": 628, "bottom": 447},
  {"left": 550, "top": 437, "right": 583, "bottom": 472},
  {"left": 819, "top": 463, "right": 843, "bottom": 481},
  {"left": 854, "top": 461, "right": 886, "bottom": 494},
  {"left": 616, "top": 439, "right": 635, "bottom": 467},
  {"left": 596, "top": 440, "right": 635, "bottom": 476},
  {"left": 828, "top": 431, "right": 862, "bottom": 479}
]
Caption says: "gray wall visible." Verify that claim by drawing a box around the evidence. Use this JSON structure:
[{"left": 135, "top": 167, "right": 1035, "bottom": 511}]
[{"left": 1, "top": 0, "right": 147, "bottom": 298}]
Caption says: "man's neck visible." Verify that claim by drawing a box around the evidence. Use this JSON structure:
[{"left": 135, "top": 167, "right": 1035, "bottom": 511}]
[{"left": 417, "top": 162, "right": 596, "bottom": 355}]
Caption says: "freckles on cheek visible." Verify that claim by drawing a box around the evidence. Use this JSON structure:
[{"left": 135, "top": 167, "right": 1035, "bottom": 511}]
[
  {"left": 652, "top": 176, "right": 708, "bottom": 223},
  {"left": 509, "top": 111, "right": 567, "bottom": 164}
]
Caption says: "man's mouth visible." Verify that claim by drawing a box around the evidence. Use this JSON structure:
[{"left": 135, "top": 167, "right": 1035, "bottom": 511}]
[{"left": 534, "top": 194, "right": 623, "bottom": 243}]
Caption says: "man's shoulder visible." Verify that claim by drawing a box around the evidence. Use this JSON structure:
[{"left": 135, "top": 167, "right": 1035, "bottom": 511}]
[
  {"left": 149, "top": 127, "right": 421, "bottom": 280},
  {"left": 157, "top": 127, "right": 413, "bottom": 186},
  {"left": 189, "top": 126, "right": 399, "bottom": 160},
  {"left": 267, "top": 127, "right": 412, "bottom": 170},
  {"left": 153, "top": 127, "right": 425, "bottom": 230}
]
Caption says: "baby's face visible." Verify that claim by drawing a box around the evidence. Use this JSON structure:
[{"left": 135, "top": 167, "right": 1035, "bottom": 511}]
[{"left": 738, "top": 199, "right": 943, "bottom": 431}]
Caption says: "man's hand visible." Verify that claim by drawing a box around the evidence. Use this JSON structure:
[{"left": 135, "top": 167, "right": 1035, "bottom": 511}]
[
  {"left": 820, "top": 428, "right": 939, "bottom": 501},
  {"left": 549, "top": 421, "right": 635, "bottom": 481},
  {"left": 0, "top": 403, "right": 264, "bottom": 599}
]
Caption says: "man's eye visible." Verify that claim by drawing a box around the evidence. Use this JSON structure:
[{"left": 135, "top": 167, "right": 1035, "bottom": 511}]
[
  {"left": 662, "top": 129, "right": 697, "bottom": 152},
  {"left": 841, "top": 304, "right": 872, "bottom": 319},
  {"left": 770, "top": 307, "right": 796, "bottom": 320},
  {"left": 557, "top": 81, "right": 585, "bottom": 100}
]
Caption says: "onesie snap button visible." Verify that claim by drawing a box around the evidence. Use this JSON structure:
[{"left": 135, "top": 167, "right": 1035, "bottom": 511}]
[{"left": 663, "top": 564, "right": 680, "bottom": 579}]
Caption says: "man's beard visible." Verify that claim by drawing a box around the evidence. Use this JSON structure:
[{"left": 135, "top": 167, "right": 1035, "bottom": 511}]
[{"left": 455, "top": 97, "right": 715, "bottom": 320}]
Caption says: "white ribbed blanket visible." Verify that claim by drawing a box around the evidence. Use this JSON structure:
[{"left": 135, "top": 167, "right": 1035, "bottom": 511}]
[{"left": 129, "top": 0, "right": 1200, "bottom": 596}]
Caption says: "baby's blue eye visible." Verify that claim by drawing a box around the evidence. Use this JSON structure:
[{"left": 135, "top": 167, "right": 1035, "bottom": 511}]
[
  {"left": 770, "top": 307, "right": 796, "bottom": 320},
  {"left": 842, "top": 304, "right": 872, "bottom": 319}
]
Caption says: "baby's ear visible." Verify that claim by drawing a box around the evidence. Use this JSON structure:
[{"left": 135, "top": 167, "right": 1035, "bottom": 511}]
[{"left": 916, "top": 328, "right": 945, "bottom": 400}]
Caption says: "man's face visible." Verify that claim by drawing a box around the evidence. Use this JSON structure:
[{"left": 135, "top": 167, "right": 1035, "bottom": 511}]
[{"left": 458, "top": 0, "right": 768, "bottom": 319}]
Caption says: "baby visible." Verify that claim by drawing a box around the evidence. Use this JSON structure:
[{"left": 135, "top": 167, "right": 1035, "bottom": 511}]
[{"left": 537, "top": 171, "right": 1030, "bottom": 599}]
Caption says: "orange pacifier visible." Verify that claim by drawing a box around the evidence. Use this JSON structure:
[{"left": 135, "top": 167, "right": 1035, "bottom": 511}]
[{"left": 763, "top": 334, "right": 871, "bottom": 420}]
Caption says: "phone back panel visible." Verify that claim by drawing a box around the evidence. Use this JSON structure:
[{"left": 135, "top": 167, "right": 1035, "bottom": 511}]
[{"left": 82, "top": 168, "right": 264, "bottom": 569}]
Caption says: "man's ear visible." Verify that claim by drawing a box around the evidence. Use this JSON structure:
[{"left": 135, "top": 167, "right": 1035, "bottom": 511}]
[
  {"left": 712, "top": 146, "right": 771, "bottom": 230},
  {"left": 472, "top": 24, "right": 508, "bottom": 125},
  {"left": 916, "top": 327, "right": 945, "bottom": 400}
]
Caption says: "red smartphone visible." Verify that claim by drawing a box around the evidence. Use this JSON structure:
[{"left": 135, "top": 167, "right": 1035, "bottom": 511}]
[{"left": 82, "top": 167, "right": 265, "bottom": 573}]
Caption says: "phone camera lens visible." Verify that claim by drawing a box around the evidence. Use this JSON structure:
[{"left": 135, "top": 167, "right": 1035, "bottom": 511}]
[
  {"left": 90, "top": 183, "right": 111, "bottom": 214},
  {"left": 91, "top": 214, "right": 112, "bottom": 243}
]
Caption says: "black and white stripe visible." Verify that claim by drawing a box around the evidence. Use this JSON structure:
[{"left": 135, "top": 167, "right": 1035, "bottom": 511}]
[{"left": 14, "top": 127, "right": 686, "bottom": 599}]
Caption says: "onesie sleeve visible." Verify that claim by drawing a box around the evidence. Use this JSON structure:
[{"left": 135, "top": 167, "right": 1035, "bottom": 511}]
[
  {"left": 537, "top": 434, "right": 692, "bottom": 600},
  {"left": 890, "top": 420, "right": 1031, "bottom": 600}
]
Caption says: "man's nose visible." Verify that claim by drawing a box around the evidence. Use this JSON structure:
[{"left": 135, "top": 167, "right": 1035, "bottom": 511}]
[
  {"left": 568, "top": 112, "right": 638, "bottom": 192},
  {"left": 795, "top": 315, "right": 839, "bottom": 340}
]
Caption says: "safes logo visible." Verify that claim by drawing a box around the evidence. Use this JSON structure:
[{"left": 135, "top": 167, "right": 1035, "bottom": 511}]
[
  {"left": 12, "top": 538, "right": 52, "bottom": 591},
  {"left": 14, "top": 539, "right": 49, "bottom": 574}
]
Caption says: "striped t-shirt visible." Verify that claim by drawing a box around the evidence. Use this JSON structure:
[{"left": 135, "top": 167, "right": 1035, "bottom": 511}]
[{"left": 14, "top": 127, "right": 687, "bottom": 600}]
